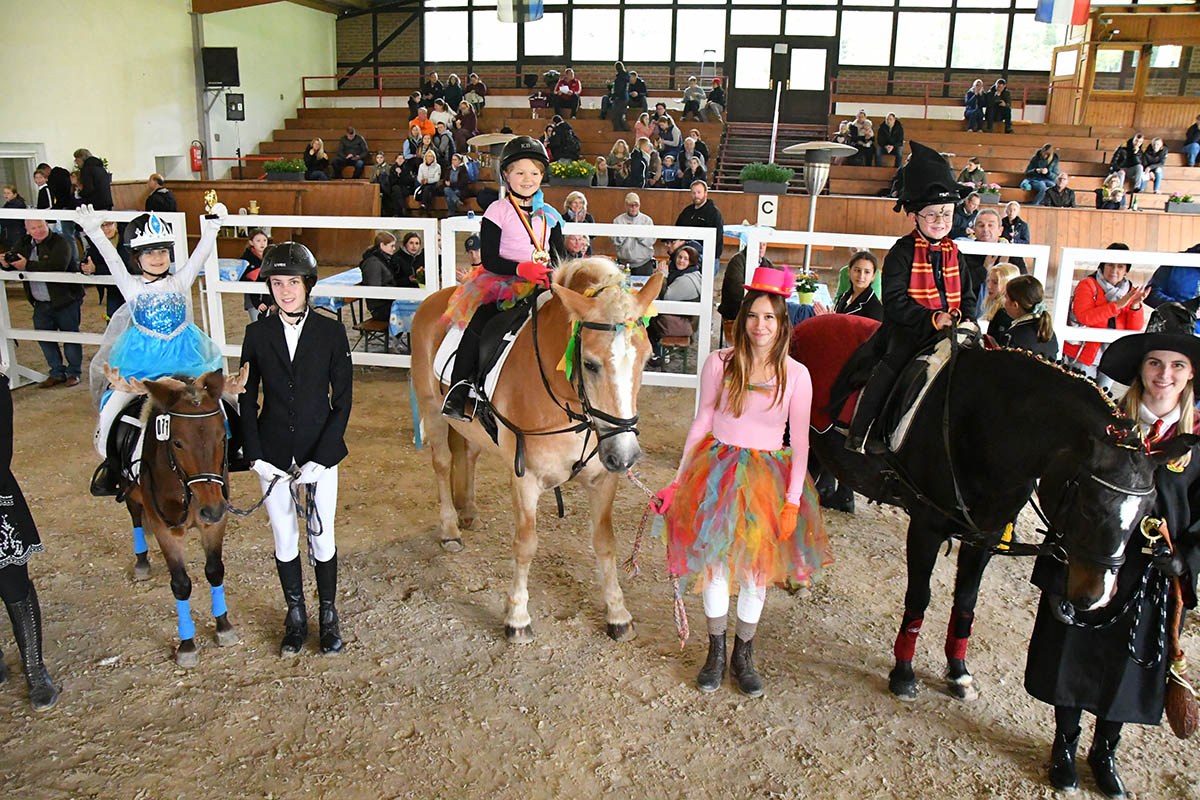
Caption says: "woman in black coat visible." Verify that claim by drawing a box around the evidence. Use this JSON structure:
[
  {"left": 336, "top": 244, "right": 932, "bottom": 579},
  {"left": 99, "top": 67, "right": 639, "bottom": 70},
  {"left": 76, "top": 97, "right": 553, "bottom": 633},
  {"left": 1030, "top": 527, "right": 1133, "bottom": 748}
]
[
  {"left": 875, "top": 114, "right": 905, "bottom": 170},
  {"left": 0, "top": 374, "right": 59, "bottom": 710},
  {"left": 359, "top": 231, "right": 398, "bottom": 322},
  {"left": 1024, "top": 328, "right": 1200, "bottom": 798},
  {"left": 834, "top": 251, "right": 883, "bottom": 321}
]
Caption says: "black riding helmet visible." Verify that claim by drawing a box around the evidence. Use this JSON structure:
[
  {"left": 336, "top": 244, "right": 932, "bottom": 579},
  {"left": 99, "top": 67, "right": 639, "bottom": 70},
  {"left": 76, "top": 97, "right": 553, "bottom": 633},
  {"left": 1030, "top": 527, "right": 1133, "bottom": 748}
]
[
  {"left": 499, "top": 135, "right": 549, "bottom": 175},
  {"left": 259, "top": 242, "right": 318, "bottom": 307},
  {"left": 125, "top": 212, "right": 175, "bottom": 253}
]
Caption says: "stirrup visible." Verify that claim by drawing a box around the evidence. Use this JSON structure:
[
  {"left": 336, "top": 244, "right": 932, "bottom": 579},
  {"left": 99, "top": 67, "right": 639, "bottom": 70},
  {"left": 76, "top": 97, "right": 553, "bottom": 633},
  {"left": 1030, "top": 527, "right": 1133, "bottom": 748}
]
[
  {"left": 440, "top": 381, "right": 478, "bottom": 422},
  {"left": 89, "top": 460, "right": 119, "bottom": 498}
]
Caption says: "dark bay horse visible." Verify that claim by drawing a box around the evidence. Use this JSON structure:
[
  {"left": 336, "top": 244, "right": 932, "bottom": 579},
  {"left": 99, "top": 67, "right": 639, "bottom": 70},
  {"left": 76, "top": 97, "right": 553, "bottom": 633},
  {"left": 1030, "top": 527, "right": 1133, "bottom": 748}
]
[
  {"left": 123, "top": 371, "right": 239, "bottom": 667},
  {"left": 792, "top": 315, "right": 1182, "bottom": 701},
  {"left": 411, "top": 258, "right": 662, "bottom": 643}
]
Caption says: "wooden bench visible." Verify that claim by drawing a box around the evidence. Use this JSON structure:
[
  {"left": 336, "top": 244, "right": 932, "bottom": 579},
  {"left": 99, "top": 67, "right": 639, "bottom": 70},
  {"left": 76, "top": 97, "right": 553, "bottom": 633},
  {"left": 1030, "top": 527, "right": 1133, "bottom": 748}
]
[
  {"left": 352, "top": 319, "right": 390, "bottom": 353},
  {"left": 660, "top": 334, "right": 696, "bottom": 372}
]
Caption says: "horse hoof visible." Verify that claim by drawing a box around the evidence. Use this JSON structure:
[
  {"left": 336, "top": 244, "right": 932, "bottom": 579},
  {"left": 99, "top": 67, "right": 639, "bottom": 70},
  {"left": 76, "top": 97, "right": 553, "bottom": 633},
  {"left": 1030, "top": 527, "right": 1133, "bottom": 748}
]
[
  {"left": 215, "top": 628, "right": 240, "bottom": 647},
  {"left": 132, "top": 559, "right": 151, "bottom": 582},
  {"left": 606, "top": 621, "right": 636, "bottom": 642},
  {"left": 505, "top": 623, "right": 535, "bottom": 644},
  {"left": 888, "top": 668, "right": 919, "bottom": 700},
  {"left": 440, "top": 537, "right": 464, "bottom": 552},
  {"left": 175, "top": 642, "right": 199, "bottom": 668},
  {"left": 947, "top": 675, "right": 979, "bottom": 702}
]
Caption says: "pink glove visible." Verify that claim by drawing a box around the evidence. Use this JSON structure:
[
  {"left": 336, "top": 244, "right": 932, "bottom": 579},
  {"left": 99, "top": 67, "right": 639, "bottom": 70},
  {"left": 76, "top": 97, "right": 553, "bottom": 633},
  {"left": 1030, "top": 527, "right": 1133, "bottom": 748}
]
[
  {"left": 779, "top": 502, "right": 800, "bottom": 541},
  {"left": 516, "top": 260, "right": 553, "bottom": 287},
  {"left": 654, "top": 481, "right": 679, "bottom": 516}
]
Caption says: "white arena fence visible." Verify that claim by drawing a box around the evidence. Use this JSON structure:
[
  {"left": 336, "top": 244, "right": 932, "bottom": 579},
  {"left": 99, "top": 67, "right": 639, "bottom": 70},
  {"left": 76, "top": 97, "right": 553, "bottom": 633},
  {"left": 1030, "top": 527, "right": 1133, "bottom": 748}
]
[
  {"left": 1052, "top": 246, "right": 1200, "bottom": 349},
  {"left": 440, "top": 215, "right": 718, "bottom": 402},
  {"left": 0, "top": 208, "right": 189, "bottom": 388}
]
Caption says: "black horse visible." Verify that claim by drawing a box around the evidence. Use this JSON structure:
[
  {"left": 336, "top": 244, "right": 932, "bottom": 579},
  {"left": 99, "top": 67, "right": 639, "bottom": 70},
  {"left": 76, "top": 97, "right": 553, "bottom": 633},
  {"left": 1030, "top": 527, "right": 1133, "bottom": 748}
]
[{"left": 792, "top": 315, "right": 1188, "bottom": 700}]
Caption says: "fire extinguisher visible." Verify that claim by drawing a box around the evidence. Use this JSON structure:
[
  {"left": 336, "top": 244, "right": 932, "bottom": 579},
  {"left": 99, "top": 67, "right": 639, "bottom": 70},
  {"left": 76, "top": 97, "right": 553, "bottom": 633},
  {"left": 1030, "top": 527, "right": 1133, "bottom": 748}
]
[{"left": 190, "top": 140, "right": 205, "bottom": 173}]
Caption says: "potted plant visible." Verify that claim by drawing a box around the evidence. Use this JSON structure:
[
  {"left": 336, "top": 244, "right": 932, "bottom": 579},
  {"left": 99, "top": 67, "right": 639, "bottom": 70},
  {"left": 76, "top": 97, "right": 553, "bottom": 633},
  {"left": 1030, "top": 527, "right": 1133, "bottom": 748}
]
[
  {"left": 740, "top": 163, "right": 795, "bottom": 195},
  {"left": 978, "top": 183, "right": 1002, "bottom": 204},
  {"left": 794, "top": 268, "right": 819, "bottom": 305},
  {"left": 1167, "top": 192, "right": 1200, "bottom": 214},
  {"left": 262, "top": 158, "right": 305, "bottom": 182},
  {"left": 549, "top": 159, "right": 597, "bottom": 187}
]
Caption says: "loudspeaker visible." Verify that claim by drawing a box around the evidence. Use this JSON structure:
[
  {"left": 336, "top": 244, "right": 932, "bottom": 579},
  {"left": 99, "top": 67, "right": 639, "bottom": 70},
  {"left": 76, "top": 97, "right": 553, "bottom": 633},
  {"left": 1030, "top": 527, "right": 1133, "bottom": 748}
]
[
  {"left": 202, "top": 47, "right": 239, "bottom": 87},
  {"left": 226, "top": 93, "right": 245, "bottom": 122}
]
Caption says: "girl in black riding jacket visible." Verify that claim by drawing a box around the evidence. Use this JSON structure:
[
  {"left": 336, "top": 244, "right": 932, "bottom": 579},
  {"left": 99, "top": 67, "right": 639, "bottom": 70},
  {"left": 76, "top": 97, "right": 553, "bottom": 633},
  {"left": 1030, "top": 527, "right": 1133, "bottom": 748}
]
[{"left": 1024, "top": 323, "right": 1200, "bottom": 798}]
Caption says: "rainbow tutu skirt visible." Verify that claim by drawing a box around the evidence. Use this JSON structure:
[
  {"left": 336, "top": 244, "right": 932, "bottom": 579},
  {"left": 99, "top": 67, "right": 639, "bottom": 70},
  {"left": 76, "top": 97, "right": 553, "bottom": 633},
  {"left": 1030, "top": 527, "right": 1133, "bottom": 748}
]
[
  {"left": 661, "top": 434, "right": 832, "bottom": 595},
  {"left": 443, "top": 266, "right": 539, "bottom": 329}
]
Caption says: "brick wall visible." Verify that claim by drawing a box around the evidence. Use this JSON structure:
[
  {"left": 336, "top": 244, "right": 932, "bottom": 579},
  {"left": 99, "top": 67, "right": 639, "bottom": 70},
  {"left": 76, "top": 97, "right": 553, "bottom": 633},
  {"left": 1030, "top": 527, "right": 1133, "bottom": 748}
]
[
  {"left": 836, "top": 69, "right": 888, "bottom": 94},
  {"left": 337, "top": 16, "right": 372, "bottom": 65},
  {"left": 892, "top": 70, "right": 944, "bottom": 97}
]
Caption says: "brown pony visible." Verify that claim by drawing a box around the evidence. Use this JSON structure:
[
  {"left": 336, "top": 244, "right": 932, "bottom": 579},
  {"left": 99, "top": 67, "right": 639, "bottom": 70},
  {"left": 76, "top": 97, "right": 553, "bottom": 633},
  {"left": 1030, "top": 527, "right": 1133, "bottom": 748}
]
[
  {"left": 125, "top": 371, "right": 238, "bottom": 667},
  {"left": 412, "top": 258, "right": 662, "bottom": 642}
]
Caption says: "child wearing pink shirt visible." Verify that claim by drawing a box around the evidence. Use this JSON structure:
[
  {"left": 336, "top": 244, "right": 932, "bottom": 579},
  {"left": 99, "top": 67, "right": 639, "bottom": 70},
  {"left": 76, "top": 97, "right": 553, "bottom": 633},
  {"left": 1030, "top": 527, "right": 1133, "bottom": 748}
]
[{"left": 656, "top": 266, "right": 831, "bottom": 697}]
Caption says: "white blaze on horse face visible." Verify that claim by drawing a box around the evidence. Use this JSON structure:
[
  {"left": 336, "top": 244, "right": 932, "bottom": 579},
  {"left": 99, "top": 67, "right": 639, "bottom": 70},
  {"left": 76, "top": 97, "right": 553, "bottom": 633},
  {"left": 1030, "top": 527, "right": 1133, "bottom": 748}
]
[
  {"left": 609, "top": 328, "right": 637, "bottom": 420},
  {"left": 1118, "top": 494, "right": 1140, "bottom": 533}
]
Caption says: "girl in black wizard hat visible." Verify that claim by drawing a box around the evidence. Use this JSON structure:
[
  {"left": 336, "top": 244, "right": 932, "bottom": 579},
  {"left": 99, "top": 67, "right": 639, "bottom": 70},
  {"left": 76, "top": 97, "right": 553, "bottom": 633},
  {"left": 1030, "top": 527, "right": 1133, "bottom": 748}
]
[{"left": 844, "top": 141, "right": 976, "bottom": 454}]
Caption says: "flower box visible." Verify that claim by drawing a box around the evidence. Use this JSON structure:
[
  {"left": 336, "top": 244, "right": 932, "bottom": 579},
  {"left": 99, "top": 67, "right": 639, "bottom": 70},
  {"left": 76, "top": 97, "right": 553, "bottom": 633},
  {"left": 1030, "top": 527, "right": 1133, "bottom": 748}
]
[
  {"left": 978, "top": 193, "right": 1001, "bottom": 204},
  {"left": 1167, "top": 202, "right": 1200, "bottom": 214},
  {"left": 742, "top": 180, "right": 789, "bottom": 195},
  {"left": 265, "top": 171, "right": 304, "bottom": 182},
  {"left": 553, "top": 177, "right": 592, "bottom": 187}
]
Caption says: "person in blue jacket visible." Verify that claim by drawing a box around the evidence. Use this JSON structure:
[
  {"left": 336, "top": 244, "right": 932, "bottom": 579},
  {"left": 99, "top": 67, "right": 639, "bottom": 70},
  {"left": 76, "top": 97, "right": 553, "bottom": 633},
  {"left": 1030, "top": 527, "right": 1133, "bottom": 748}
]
[{"left": 1146, "top": 243, "right": 1200, "bottom": 334}]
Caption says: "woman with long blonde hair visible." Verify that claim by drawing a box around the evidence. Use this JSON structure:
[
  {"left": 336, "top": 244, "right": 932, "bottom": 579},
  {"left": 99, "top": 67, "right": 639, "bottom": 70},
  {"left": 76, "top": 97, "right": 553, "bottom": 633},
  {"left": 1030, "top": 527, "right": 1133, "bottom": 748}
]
[
  {"left": 655, "top": 266, "right": 831, "bottom": 698},
  {"left": 303, "top": 137, "right": 329, "bottom": 181},
  {"left": 981, "top": 262, "right": 1020, "bottom": 323}
]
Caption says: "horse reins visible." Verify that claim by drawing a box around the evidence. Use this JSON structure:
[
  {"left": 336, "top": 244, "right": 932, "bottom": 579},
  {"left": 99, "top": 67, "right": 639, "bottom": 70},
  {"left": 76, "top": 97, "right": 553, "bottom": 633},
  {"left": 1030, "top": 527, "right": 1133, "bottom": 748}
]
[{"left": 145, "top": 406, "right": 229, "bottom": 529}]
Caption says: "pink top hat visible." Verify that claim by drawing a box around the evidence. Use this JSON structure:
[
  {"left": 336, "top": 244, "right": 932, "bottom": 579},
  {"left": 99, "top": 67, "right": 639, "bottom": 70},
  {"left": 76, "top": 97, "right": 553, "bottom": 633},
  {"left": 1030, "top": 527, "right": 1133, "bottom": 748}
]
[{"left": 744, "top": 265, "right": 793, "bottom": 297}]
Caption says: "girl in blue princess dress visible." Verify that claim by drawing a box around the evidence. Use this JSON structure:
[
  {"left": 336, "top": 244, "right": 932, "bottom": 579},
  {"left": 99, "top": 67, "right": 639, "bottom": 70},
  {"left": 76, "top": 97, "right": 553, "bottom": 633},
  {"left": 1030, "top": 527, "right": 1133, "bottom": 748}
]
[{"left": 77, "top": 203, "right": 241, "bottom": 489}]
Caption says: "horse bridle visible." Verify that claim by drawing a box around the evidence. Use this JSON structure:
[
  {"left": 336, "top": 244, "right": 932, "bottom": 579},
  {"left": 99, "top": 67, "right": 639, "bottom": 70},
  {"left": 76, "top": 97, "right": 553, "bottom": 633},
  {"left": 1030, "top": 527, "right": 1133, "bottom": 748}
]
[
  {"left": 486, "top": 288, "right": 644, "bottom": 479},
  {"left": 145, "top": 406, "right": 229, "bottom": 528}
]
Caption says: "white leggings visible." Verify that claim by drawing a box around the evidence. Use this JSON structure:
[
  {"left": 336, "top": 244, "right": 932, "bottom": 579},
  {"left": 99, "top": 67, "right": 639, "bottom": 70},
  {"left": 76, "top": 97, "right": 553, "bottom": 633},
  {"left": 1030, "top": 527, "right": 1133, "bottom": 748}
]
[
  {"left": 260, "top": 464, "right": 339, "bottom": 563},
  {"left": 701, "top": 563, "right": 767, "bottom": 624}
]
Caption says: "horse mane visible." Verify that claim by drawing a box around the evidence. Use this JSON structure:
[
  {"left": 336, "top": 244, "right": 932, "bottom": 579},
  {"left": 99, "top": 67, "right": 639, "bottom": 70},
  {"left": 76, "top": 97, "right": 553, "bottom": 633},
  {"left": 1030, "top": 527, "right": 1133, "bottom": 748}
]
[
  {"left": 146, "top": 375, "right": 219, "bottom": 411},
  {"left": 553, "top": 257, "right": 635, "bottom": 319}
]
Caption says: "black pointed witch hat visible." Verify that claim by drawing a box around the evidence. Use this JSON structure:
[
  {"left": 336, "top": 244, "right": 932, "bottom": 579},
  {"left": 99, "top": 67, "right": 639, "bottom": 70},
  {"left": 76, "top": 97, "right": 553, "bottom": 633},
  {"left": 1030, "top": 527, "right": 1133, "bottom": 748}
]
[{"left": 894, "top": 140, "right": 974, "bottom": 213}]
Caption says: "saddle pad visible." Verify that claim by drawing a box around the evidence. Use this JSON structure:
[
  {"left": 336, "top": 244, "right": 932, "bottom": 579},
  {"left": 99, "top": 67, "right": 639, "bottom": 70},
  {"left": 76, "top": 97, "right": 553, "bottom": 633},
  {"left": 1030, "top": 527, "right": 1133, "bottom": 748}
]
[
  {"left": 789, "top": 314, "right": 879, "bottom": 432},
  {"left": 887, "top": 324, "right": 980, "bottom": 453},
  {"left": 433, "top": 293, "right": 551, "bottom": 402}
]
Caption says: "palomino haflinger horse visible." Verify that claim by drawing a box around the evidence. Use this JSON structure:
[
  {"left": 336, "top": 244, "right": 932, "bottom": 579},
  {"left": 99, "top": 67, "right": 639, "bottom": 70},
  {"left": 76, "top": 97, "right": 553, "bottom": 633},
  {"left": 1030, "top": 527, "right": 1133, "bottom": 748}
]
[
  {"left": 107, "top": 369, "right": 246, "bottom": 666},
  {"left": 792, "top": 314, "right": 1194, "bottom": 701},
  {"left": 412, "top": 258, "right": 663, "bottom": 643}
]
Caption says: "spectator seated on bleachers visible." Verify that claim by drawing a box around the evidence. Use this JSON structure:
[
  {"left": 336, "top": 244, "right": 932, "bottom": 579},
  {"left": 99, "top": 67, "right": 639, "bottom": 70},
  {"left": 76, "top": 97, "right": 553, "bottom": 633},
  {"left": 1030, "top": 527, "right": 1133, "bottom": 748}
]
[
  {"left": 1021, "top": 143, "right": 1059, "bottom": 206},
  {"left": 1042, "top": 173, "right": 1076, "bottom": 208},
  {"left": 661, "top": 155, "right": 679, "bottom": 188},
  {"left": 983, "top": 79, "right": 1013, "bottom": 134},
  {"left": 464, "top": 73, "right": 487, "bottom": 111},
  {"left": 562, "top": 191, "right": 594, "bottom": 224},
  {"left": 1184, "top": 114, "right": 1200, "bottom": 167},
  {"left": 850, "top": 111, "right": 875, "bottom": 166},
  {"left": 409, "top": 108, "right": 435, "bottom": 138},
  {"left": 681, "top": 76, "right": 706, "bottom": 123},
  {"left": 608, "top": 139, "right": 632, "bottom": 184},
  {"left": 452, "top": 117, "right": 472, "bottom": 154},
  {"left": 1002, "top": 201, "right": 1029, "bottom": 244},
  {"left": 414, "top": 150, "right": 441, "bottom": 215},
  {"left": 548, "top": 116, "right": 582, "bottom": 162},
  {"left": 432, "top": 121, "right": 456, "bottom": 169},
  {"left": 950, "top": 192, "right": 980, "bottom": 240},
  {"left": 1097, "top": 186, "right": 1127, "bottom": 210},
  {"left": 593, "top": 157, "right": 610, "bottom": 187},
  {"left": 444, "top": 74, "right": 464, "bottom": 112},
  {"left": 385, "top": 153, "right": 417, "bottom": 216},
  {"left": 331, "top": 127, "right": 369, "bottom": 179},
  {"left": 421, "top": 72, "right": 444, "bottom": 109},
  {"left": 832, "top": 121, "right": 853, "bottom": 166},
  {"left": 651, "top": 102, "right": 669, "bottom": 122},
  {"left": 1061, "top": 243, "right": 1147, "bottom": 379},
  {"left": 1109, "top": 134, "right": 1145, "bottom": 193},
  {"left": 442, "top": 153, "right": 471, "bottom": 217},
  {"left": 430, "top": 99, "right": 455, "bottom": 131},
  {"left": 407, "top": 91, "right": 422, "bottom": 121},
  {"left": 303, "top": 137, "right": 330, "bottom": 181},
  {"left": 1141, "top": 137, "right": 1167, "bottom": 194},
  {"left": 552, "top": 68, "right": 582, "bottom": 119},
  {"left": 634, "top": 113, "right": 655, "bottom": 142},
  {"left": 656, "top": 116, "right": 682, "bottom": 161},
  {"left": 402, "top": 125, "right": 424, "bottom": 165},
  {"left": 957, "top": 156, "right": 986, "bottom": 189},
  {"left": 705, "top": 79, "right": 725, "bottom": 124},
  {"left": 456, "top": 102, "right": 479, "bottom": 138},
  {"left": 678, "top": 155, "right": 707, "bottom": 190},
  {"left": 628, "top": 71, "right": 649, "bottom": 112},
  {"left": 360, "top": 231, "right": 398, "bottom": 322},
  {"left": 686, "top": 130, "right": 709, "bottom": 163},
  {"left": 964, "top": 79, "right": 985, "bottom": 133},
  {"left": 628, "top": 137, "right": 653, "bottom": 189},
  {"left": 876, "top": 113, "right": 904, "bottom": 169},
  {"left": 368, "top": 152, "right": 389, "bottom": 211}
]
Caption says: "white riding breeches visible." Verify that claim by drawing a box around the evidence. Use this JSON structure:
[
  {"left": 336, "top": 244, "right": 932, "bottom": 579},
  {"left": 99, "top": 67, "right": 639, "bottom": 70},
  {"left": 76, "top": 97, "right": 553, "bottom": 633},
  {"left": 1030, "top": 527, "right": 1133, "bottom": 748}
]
[
  {"left": 95, "top": 389, "right": 141, "bottom": 462},
  {"left": 259, "top": 464, "right": 338, "bottom": 563},
  {"left": 701, "top": 563, "right": 767, "bottom": 624}
]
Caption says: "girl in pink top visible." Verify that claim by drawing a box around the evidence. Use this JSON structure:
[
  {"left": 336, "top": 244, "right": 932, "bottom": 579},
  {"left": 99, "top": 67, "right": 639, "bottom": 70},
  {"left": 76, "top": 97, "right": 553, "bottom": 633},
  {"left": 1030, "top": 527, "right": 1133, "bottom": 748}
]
[
  {"left": 441, "top": 135, "right": 565, "bottom": 420},
  {"left": 656, "top": 266, "right": 831, "bottom": 697}
]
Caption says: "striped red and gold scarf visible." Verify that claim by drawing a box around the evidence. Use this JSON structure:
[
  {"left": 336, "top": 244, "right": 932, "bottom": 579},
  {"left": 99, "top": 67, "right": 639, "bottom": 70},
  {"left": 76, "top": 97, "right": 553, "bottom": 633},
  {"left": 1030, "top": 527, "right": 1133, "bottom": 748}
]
[{"left": 907, "top": 229, "right": 961, "bottom": 311}]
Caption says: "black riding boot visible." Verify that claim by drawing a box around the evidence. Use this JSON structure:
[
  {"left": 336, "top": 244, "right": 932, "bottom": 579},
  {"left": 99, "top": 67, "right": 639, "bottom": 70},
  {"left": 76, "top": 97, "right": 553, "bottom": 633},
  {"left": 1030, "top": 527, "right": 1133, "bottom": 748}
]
[
  {"left": 314, "top": 552, "right": 344, "bottom": 655},
  {"left": 1048, "top": 727, "right": 1081, "bottom": 792},
  {"left": 440, "top": 381, "right": 475, "bottom": 422},
  {"left": 730, "top": 635, "right": 763, "bottom": 698},
  {"left": 5, "top": 586, "right": 60, "bottom": 711},
  {"left": 1087, "top": 727, "right": 1126, "bottom": 799},
  {"left": 845, "top": 362, "right": 896, "bottom": 455},
  {"left": 696, "top": 630, "right": 726, "bottom": 693},
  {"left": 275, "top": 556, "right": 308, "bottom": 656}
]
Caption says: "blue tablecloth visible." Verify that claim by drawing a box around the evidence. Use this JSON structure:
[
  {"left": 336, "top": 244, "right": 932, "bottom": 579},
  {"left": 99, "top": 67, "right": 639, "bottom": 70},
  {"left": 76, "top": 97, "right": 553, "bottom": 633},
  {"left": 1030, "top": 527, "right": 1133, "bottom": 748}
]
[
  {"left": 219, "top": 258, "right": 250, "bottom": 282},
  {"left": 312, "top": 267, "right": 363, "bottom": 312},
  {"left": 389, "top": 300, "right": 422, "bottom": 338}
]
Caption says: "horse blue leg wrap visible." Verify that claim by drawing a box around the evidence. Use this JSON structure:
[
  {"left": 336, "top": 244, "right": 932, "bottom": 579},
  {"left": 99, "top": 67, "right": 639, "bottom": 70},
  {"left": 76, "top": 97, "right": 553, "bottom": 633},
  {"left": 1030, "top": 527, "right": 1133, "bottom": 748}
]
[
  {"left": 210, "top": 585, "right": 227, "bottom": 618},
  {"left": 176, "top": 599, "right": 195, "bottom": 641},
  {"left": 132, "top": 526, "right": 147, "bottom": 555}
]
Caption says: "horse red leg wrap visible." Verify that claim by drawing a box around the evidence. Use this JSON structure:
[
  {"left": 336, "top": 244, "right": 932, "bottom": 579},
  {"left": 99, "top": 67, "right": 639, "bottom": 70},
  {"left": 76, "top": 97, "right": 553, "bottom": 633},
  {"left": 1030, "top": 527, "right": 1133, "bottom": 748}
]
[
  {"left": 944, "top": 609, "right": 974, "bottom": 661},
  {"left": 893, "top": 613, "right": 924, "bottom": 662}
]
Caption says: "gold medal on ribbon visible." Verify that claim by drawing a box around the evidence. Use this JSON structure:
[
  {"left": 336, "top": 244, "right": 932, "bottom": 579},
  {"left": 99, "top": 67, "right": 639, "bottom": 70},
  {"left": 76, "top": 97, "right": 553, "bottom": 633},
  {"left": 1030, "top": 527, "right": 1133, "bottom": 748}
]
[
  {"left": 510, "top": 195, "right": 550, "bottom": 264},
  {"left": 531, "top": 248, "right": 551, "bottom": 264}
]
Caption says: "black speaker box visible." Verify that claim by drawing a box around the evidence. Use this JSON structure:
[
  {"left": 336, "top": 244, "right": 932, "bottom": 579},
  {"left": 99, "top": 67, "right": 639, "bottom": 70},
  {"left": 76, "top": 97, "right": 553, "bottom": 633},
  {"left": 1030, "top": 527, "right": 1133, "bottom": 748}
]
[{"left": 202, "top": 47, "right": 239, "bottom": 87}]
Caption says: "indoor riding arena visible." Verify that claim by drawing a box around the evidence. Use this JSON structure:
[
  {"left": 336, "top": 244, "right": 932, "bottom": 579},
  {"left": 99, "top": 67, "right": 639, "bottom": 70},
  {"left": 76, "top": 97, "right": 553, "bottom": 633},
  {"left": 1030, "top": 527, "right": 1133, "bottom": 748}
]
[{"left": 3, "top": 2, "right": 1200, "bottom": 798}]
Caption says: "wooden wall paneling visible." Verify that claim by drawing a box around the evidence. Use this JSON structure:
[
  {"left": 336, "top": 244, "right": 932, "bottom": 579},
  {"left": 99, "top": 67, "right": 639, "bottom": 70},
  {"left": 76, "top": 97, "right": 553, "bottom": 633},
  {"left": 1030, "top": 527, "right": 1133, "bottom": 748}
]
[{"left": 1084, "top": 100, "right": 1136, "bottom": 127}]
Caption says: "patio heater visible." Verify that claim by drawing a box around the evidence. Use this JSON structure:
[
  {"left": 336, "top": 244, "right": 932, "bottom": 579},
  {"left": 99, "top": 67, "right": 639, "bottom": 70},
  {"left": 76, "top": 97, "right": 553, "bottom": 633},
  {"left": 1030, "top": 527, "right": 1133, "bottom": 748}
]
[
  {"left": 467, "top": 132, "right": 516, "bottom": 198},
  {"left": 782, "top": 141, "right": 857, "bottom": 272}
]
